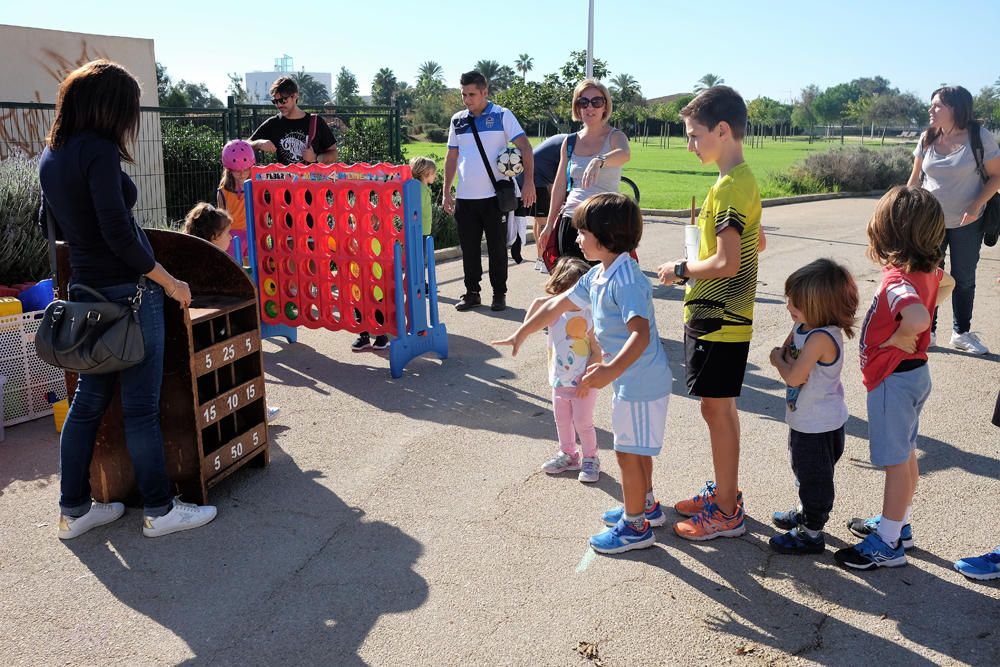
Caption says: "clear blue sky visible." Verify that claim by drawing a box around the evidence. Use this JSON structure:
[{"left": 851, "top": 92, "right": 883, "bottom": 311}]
[{"left": 6, "top": 0, "right": 999, "bottom": 104}]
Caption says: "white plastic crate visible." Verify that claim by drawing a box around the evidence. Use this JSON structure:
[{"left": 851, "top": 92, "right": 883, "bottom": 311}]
[{"left": 1, "top": 310, "right": 67, "bottom": 427}]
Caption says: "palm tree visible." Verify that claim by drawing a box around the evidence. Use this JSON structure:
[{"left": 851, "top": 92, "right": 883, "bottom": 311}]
[
  {"left": 417, "top": 61, "right": 444, "bottom": 85},
  {"left": 371, "top": 67, "right": 397, "bottom": 106},
  {"left": 293, "top": 71, "right": 330, "bottom": 106},
  {"left": 395, "top": 81, "right": 414, "bottom": 113},
  {"left": 474, "top": 60, "right": 502, "bottom": 82},
  {"left": 694, "top": 73, "right": 725, "bottom": 93},
  {"left": 515, "top": 53, "right": 534, "bottom": 82},
  {"left": 610, "top": 73, "right": 641, "bottom": 104}
]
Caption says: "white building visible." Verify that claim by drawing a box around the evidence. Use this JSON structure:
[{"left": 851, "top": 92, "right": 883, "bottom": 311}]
[{"left": 245, "top": 55, "right": 331, "bottom": 103}]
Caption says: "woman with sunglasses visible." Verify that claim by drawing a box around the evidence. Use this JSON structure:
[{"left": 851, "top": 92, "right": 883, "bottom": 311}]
[{"left": 540, "top": 79, "right": 631, "bottom": 264}]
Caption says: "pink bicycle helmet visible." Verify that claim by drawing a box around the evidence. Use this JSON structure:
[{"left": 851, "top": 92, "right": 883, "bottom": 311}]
[{"left": 222, "top": 140, "right": 255, "bottom": 170}]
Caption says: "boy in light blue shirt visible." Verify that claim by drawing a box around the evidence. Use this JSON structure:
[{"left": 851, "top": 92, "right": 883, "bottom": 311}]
[{"left": 494, "top": 193, "right": 672, "bottom": 554}]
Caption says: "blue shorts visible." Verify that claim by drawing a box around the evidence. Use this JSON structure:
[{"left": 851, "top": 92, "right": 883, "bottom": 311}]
[
  {"left": 611, "top": 394, "right": 669, "bottom": 456},
  {"left": 867, "top": 364, "right": 931, "bottom": 466}
]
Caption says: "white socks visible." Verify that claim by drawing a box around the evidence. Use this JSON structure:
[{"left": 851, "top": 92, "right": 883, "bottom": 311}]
[{"left": 877, "top": 517, "right": 904, "bottom": 548}]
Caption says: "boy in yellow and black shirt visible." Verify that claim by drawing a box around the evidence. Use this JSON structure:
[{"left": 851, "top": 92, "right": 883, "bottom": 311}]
[{"left": 657, "top": 85, "right": 764, "bottom": 542}]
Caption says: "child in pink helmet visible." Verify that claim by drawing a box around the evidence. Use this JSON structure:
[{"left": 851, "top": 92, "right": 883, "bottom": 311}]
[{"left": 218, "top": 140, "right": 255, "bottom": 263}]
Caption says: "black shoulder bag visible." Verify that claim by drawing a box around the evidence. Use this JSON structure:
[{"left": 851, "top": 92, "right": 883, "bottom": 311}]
[
  {"left": 467, "top": 114, "right": 518, "bottom": 213},
  {"left": 970, "top": 122, "right": 1000, "bottom": 247},
  {"left": 34, "top": 200, "right": 147, "bottom": 374}
]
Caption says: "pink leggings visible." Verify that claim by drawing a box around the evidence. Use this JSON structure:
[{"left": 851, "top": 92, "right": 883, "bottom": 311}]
[{"left": 553, "top": 386, "right": 598, "bottom": 458}]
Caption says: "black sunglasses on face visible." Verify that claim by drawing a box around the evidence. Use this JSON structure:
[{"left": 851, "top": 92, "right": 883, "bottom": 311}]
[
  {"left": 271, "top": 95, "right": 291, "bottom": 105},
  {"left": 576, "top": 96, "right": 606, "bottom": 109}
]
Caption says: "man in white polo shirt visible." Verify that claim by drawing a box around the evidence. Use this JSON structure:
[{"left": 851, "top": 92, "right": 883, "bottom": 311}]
[{"left": 443, "top": 71, "right": 535, "bottom": 312}]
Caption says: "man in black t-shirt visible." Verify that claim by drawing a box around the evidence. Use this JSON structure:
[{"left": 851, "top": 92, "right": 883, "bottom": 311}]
[{"left": 249, "top": 76, "right": 338, "bottom": 165}]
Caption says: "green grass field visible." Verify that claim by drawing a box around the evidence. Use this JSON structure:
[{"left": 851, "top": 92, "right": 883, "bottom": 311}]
[{"left": 403, "top": 136, "right": 915, "bottom": 210}]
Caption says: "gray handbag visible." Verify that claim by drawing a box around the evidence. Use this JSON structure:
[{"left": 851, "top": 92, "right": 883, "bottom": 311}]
[{"left": 34, "top": 200, "right": 146, "bottom": 374}]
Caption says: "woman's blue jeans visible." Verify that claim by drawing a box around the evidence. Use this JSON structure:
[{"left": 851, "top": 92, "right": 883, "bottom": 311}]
[
  {"left": 59, "top": 282, "right": 173, "bottom": 517},
  {"left": 933, "top": 218, "right": 984, "bottom": 335}
]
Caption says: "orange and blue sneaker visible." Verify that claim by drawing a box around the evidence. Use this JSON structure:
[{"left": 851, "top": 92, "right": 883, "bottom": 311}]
[
  {"left": 674, "top": 481, "right": 743, "bottom": 518},
  {"left": 590, "top": 518, "right": 655, "bottom": 554},
  {"left": 673, "top": 501, "right": 746, "bottom": 541}
]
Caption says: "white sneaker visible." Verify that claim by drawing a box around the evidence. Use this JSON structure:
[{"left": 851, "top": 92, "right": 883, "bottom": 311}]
[
  {"left": 929, "top": 331, "right": 937, "bottom": 348},
  {"left": 578, "top": 457, "right": 601, "bottom": 483},
  {"left": 143, "top": 498, "right": 217, "bottom": 538},
  {"left": 540, "top": 451, "right": 580, "bottom": 474},
  {"left": 266, "top": 405, "right": 281, "bottom": 422},
  {"left": 58, "top": 501, "right": 125, "bottom": 540},
  {"left": 950, "top": 331, "right": 989, "bottom": 355}
]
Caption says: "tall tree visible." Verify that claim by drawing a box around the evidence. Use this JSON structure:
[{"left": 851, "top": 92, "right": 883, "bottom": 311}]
[
  {"left": 395, "top": 81, "right": 414, "bottom": 113},
  {"left": 334, "top": 67, "right": 362, "bottom": 106},
  {"left": 813, "top": 82, "right": 863, "bottom": 125},
  {"left": 226, "top": 72, "right": 251, "bottom": 104},
  {"left": 491, "top": 66, "right": 517, "bottom": 93},
  {"left": 559, "top": 50, "right": 609, "bottom": 86},
  {"left": 166, "top": 81, "right": 223, "bottom": 108},
  {"left": 371, "top": 67, "right": 398, "bottom": 106},
  {"left": 694, "top": 73, "right": 725, "bottom": 92},
  {"left": 416, "top": 61, "right": 446, "bottom": 105},
  {"left": 294, "top": 71, "right": 331, "bottom": 106},
  {"left": 156, "top": 62, "right": 171, "bottom": 104},
  {"left": 417, "top": 61, "right": 444, "bottom": 85},
  {"left": 474, "top": 60, "right": 502, "bottom": 81},
  {"left": 493, "top": 80, "right": 563, "bottom": 125},
  {"left": 610, "top": 73, "right": 642, "bottom": 104},
  {"left": 850, "top": 76, "right": 894, "bottom": 97},
  {"left": 515, "top": 53, "right": 534, "bottom": 82}
]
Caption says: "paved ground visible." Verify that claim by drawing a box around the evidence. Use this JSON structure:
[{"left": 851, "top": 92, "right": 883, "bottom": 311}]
[{"left": 1, "top": 197, "right": 998, "bottom": 666}]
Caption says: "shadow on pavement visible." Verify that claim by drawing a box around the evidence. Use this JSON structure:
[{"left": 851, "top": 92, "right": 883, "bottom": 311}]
[
  {"left": 61, "top": 438, "right": 428, "bottom": 666},
  {"left": 0, "top": 418, "right": 59, "bottom": 497},
  {"left": 615, "top": 515, "right": 998, "bottom": 664},
  {"left": 262, "top": 333, "right": 616, "bottom": 449}
]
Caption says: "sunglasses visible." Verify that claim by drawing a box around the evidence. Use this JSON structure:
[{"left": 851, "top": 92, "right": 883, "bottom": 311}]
[
  {"left": 271, "top": 95, "right": 292, "bottom": 105},
  {"left": 576, "top": 95, "right": 606, "bottom": 109}
]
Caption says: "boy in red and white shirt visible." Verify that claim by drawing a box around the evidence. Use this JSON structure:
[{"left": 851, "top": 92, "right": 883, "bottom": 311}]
[{"left": 836, "top": 187, "right": 955, "bottom": 571}]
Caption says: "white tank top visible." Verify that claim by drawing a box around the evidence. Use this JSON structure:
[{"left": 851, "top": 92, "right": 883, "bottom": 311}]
[
  {"left": 785, "top": 325, "right": 848, "bottom": 433},
  {"left": 563, "top": 129, "right": 623, "bottom": 216}
]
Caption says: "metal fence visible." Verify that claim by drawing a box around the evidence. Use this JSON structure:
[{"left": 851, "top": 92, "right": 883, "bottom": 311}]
[{"left": 0, "top": 99, "right": 402, "bottom": 227}]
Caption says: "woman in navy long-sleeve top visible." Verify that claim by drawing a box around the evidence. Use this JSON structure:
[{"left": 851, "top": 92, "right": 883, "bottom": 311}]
[{"left": 39, "top": 60, "right": 217, "bottom": 539}]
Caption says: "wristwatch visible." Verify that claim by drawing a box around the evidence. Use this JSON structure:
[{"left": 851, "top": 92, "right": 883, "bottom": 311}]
[
  {"left": 597, "top": 153, "right": 607, "bottom": 167},
  {"left": 674, "top": 260, "right": 689, "bottom": 284}
]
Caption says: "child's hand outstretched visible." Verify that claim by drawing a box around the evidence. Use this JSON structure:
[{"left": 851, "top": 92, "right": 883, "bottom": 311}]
[
  {"left": 879, "top": 327, "right": 919, "bottom": 354},
  {"left": 579, "top": 362, "right": 615, "bottom": 390},
  {"left": 492, "top": 331, "right": 525, "bottom": 357}
]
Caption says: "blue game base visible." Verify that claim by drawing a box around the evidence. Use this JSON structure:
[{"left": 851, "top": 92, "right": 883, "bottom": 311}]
[{"left": 388, "top": 324, "right": 448, "bottom": 378}]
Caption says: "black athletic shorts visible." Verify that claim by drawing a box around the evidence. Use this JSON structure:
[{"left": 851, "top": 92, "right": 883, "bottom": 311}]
[
  {"left": 515, "top": 185, "right": 551, "bottom": 217},
  {"left": 684, "top": 332, "right": 750, "bottom": 398}
]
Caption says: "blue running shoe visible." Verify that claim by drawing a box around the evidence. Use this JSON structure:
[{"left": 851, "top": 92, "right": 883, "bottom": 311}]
[
  {"left": 601, "top": 502, "right": 667, "bottom": 527},
  {"left": 772, "top": 508, "right": 803, "bottom": 531},
  {"left": 769, "top": 527, "right": 825, "bottom": 555},
  {"left": 954, "top": 547, "right": 1000, "bottom": 581},
  {"left": 590, "top": 518, "right": 655, "bottom": 554},
  {"left": 846, "top": 515, "right": 914, "bottom": 550},
  {"left": 834, "top": 532, "right": 907, "bottom": 570}
]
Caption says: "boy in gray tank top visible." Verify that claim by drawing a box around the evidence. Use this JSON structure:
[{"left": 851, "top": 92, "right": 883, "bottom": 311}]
[{"left": 767, "top": 259, "right": 860, "bottom": 554}]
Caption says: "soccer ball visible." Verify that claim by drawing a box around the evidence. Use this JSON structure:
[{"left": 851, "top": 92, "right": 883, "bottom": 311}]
[{"left": 496, "top": 147, "right": 524, "bottom": 178}]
